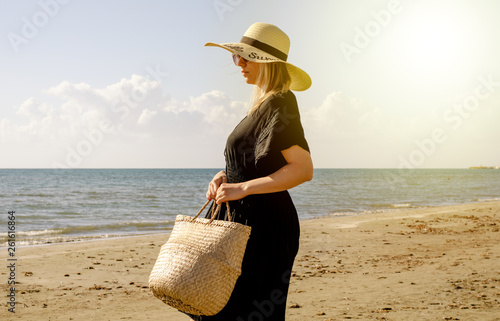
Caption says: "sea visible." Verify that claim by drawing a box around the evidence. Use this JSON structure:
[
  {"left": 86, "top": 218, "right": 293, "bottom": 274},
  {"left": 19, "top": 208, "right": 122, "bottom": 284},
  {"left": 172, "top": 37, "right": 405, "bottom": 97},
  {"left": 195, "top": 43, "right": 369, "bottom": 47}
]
[{"left": 1, "top": 168, "right": 500, "bottom": 246}]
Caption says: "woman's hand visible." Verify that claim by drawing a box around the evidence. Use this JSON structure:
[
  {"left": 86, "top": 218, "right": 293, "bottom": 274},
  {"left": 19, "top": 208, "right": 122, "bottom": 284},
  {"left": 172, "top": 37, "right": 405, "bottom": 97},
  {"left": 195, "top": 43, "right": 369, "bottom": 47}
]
[
  {"left": 215, "top": 182, "right": 248, "bottom": 204},
  {"left": 219, "top": 145, "right": 313, "bottom": 200},
  {"left": 206, "top": 170, "right": 227, "bottom": 201},
  {"left": 207, "top": 145, "right": 313, "bottom": 203}
]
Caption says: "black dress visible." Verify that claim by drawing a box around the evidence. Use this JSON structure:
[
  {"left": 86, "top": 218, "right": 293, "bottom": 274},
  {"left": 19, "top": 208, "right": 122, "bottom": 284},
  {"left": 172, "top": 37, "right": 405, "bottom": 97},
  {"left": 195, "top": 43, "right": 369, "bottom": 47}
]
[{"left": 191, "top": 90, "right": 310, "bottom": 321}]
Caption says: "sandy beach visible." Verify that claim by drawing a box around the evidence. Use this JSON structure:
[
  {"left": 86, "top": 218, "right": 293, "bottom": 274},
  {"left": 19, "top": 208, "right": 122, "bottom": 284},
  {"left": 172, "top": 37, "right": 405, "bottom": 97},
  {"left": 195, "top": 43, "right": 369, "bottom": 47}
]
[{"left": 2, "top": 201, "right": 499, "bottom": 320}]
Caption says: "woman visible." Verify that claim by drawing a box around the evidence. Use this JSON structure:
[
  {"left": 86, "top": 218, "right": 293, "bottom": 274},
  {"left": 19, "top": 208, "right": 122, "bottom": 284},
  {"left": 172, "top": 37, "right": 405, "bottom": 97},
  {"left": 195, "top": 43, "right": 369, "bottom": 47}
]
[{"left": 191, "top": 22, "right": 313, "bottom": 321}]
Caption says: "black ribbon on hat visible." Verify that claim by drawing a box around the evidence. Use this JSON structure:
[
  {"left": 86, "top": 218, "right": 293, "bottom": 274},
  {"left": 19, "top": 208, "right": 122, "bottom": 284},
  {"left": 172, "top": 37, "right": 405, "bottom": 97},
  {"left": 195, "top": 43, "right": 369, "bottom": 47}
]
[{"left": 240, "top": 36, "right": 288, "bottom": 61}]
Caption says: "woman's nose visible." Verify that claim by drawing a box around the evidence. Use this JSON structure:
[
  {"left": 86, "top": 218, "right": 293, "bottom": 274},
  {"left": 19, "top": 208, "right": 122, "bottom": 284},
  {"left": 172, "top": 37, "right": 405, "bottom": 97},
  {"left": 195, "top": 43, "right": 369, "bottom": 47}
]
[{"left": 237, "top": 56, "right": 246, "bottom": 67}]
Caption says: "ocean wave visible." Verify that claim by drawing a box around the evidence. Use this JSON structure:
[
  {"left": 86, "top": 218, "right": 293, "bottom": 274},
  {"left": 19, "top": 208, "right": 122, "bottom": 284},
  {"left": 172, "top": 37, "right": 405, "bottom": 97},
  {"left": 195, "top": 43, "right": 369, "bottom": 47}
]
[
  {"left": 476, "top": 197, "right": 500, "bottom": 202},
  {"left": 14, "top": 193, "right": 54, "bottom": 198},
  {"left": 370, "top": 203, "right": 413, "bottom": 209},
  {"left": 62, "top": 220, "right": 176, "bottom": 234},
  {"left": 328, "top": 212, "right": 357, "bottom": 218},
  {"left": 16, "top": 229, "right": 64, "bottom": 236},
  {"left": 55, "top": 211, "right": 82, "bottom": 216}
]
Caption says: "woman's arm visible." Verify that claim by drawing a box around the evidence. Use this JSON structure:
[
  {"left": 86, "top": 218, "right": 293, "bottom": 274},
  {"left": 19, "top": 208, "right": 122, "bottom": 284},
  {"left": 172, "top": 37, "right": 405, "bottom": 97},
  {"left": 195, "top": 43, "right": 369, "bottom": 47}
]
[{"left": 214, "top": 145, "right": 313, "bottom": 204}]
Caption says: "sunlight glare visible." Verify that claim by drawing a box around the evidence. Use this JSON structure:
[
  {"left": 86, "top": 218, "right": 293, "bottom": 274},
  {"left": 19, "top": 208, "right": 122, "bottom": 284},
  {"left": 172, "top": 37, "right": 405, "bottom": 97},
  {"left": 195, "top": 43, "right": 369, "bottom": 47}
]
[{"left": 396, "top": 4, "right": 477, "bottom": 84}]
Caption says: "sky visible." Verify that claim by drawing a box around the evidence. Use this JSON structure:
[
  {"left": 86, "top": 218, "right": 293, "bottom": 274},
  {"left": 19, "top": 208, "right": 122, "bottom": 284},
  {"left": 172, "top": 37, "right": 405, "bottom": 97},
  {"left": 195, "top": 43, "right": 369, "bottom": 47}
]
[{"left": 1, "top": 0, "right": 499, "bottom": 168}]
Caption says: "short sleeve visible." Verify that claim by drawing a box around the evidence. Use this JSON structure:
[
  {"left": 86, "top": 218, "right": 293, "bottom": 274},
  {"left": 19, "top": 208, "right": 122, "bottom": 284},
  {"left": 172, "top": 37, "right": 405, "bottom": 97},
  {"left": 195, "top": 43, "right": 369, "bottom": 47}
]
[{"left": 254, "top": 92, "right": 309, "bottom": 173}]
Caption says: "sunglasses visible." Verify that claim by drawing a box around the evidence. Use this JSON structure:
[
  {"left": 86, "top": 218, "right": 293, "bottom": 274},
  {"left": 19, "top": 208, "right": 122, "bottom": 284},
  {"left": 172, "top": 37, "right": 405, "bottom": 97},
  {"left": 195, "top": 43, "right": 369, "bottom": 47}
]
[{"left": 232, "top": 53, "right": 248, "bottom": 65}]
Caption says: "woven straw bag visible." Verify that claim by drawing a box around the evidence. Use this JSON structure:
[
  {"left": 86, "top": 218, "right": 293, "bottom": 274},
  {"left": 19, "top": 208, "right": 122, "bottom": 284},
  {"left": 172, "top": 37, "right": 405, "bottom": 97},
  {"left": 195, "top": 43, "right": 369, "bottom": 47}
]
[{"left": 149, "top": 200, "right": 251, "bottom": 316}]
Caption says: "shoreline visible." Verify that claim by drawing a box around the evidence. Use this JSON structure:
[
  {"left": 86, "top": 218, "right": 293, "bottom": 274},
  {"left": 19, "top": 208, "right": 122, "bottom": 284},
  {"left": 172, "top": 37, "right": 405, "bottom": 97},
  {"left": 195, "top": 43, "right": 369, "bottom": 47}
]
[
  {"left": 1, "top": 200, "right": 499, "bottom": 320},
  {"left": 0, "top": 229, "right": 173, "bottom": 249},
  {"left": 5, "top": 198, "right": 500, "bottom": 248}
]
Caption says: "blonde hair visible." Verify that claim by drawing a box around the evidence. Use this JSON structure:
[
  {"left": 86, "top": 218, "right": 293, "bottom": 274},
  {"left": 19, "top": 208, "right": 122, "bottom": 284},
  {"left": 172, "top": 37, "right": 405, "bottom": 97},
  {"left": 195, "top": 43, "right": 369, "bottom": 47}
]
[{"left": 250, "top": 62, "right": 291, "bottom": 113}]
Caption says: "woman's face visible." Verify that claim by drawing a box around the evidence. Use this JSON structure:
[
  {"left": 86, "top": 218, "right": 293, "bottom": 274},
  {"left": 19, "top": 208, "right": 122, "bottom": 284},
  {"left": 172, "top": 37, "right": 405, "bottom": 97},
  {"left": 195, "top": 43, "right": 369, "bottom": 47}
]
[{"left": 235, "top": 56, "right": 260, "bottom": 85}]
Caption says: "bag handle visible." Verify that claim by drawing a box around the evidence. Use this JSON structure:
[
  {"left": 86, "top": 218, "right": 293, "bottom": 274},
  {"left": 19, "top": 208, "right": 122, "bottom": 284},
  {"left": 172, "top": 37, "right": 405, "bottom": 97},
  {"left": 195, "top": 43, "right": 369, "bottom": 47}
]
[{"left": 193, "top": 200, "right": 233, "bottom": 223}]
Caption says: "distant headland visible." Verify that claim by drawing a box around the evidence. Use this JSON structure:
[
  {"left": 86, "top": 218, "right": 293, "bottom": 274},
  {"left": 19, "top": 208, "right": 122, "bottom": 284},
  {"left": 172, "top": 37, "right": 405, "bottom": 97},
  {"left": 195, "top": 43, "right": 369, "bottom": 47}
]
[{"left": 469, "top": 166, "right": 500, "bottom": 169}]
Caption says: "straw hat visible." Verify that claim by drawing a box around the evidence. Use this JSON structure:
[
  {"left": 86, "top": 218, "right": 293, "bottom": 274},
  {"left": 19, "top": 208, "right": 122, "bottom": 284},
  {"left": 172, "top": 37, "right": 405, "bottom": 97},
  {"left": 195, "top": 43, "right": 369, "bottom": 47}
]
[{"left": 205, "top": 22, "right": 311, "bottom": 91}]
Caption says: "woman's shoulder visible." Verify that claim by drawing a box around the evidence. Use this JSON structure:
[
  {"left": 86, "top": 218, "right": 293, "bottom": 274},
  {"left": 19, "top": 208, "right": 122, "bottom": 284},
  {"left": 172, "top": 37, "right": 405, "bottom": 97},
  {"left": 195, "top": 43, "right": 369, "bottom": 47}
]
[
  {"left": 269, "top": 90, "right": 296, "bottom": 103},
  {"left": 261, "top": 90, "right": 298, "bottom": 111}
]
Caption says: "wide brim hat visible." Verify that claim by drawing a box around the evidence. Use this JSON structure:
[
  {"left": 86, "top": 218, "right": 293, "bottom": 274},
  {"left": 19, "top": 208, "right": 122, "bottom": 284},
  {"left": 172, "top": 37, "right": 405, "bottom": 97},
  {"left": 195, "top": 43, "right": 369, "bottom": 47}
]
[{"left": 205, "top": 22, "right": 311, "bottom": 91}]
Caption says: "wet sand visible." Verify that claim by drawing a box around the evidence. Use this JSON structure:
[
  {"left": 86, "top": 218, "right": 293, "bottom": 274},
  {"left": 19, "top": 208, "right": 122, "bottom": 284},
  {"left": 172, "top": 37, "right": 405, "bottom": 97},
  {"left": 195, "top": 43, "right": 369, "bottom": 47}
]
[{"left": 2, "top": 201, "right": 499, "bottom": 320}]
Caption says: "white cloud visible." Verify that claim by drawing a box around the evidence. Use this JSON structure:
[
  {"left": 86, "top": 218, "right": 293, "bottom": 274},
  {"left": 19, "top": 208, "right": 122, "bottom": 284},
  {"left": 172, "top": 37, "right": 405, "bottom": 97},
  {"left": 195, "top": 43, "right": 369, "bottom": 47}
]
[
  {"left": 137, "top": 109, "right": 157, "bottom": 125},
  {"left": 0, "top": 75, "right": 248, "bottom": 168},
  {"left": 301, "top": 92, "right": 401, "bottom": 167},
  {"left": 300, "top": 88, "right": 500, "bottom": 168},
  {"left": 303, "top": 92, "right": 391, "bottom": 140}
]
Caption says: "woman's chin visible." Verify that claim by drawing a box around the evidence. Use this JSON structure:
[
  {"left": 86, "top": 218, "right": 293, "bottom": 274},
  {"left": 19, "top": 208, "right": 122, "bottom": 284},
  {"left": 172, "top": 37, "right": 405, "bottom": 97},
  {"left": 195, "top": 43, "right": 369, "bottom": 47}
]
[{"left": 243, "top": 78, "right": 256, "bottom": 85}]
